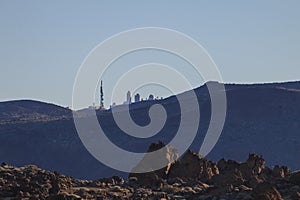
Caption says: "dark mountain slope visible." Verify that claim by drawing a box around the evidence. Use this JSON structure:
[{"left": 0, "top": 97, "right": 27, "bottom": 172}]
[
  {"left": 205, "top": 86, "right": 300, "bottom": 168},
  {"left": 0, "top": 82, "right": 300, "bottom": 180}
]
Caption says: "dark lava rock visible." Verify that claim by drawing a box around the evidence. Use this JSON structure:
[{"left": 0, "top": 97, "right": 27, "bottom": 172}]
[
  {"left": 290, "top": 171, "right": 300, "bottom": 185},
  {"left": 253, "top": 182, "right": 283, "bottom": 200}
]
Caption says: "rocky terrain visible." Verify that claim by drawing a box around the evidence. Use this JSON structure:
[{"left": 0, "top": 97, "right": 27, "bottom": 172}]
[{"left": 1, "top": 142, "right": 300, "bottom": 200}]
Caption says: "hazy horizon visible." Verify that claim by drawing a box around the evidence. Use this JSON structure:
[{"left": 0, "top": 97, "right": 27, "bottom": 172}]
[
  {"left": 1, "top": 79, "right": 300, "bottom": 110},
  {"left": 1, "top": 1, "right": 300, "bottom": 108}
]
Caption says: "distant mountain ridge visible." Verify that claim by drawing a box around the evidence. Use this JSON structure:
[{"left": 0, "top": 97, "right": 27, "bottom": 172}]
[
  {"left": 0, "top": 81, "right": 300, "bottom": 180},
  {"left": 0, "top": 100, "right": 72, "bottom": 124}
]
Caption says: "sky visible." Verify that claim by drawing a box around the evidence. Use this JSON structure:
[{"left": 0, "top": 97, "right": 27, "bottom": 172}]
[{"left": 0, "top": 0, "right": 300, "bottom": 109}]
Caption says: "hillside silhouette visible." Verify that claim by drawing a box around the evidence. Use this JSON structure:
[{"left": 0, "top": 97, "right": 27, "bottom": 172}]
[{"left": 0, "top": 81, "right": 300, "bottom": 180}]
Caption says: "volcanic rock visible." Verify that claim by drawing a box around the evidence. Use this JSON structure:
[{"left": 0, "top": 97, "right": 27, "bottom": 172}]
[
  {"left": 253, "top": 182, "right": 283, "bottom": 200},
  {"left": 1, "top": 145, "right": 300, "bottom": 199},
  {"left": 167, "top": 150, "right": 219, "bottom": 182},
  {"left": 289, "top": 171, "right": 300, "bottom": 185},
  {"left": 128, "top": 141, "right": 178, "bottom": 188}
]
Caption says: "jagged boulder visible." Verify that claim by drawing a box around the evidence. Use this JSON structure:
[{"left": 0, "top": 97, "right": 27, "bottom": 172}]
[
  {"left": 272, "top": 165, "right": 290, "bottom": 178},
  {"left": 246, "top": 154, "right": 265, "bottom": 174},
  {"left": 167, "top": 150, "right": 219, "bottom": 182},
  {"left": 217, "top": 158, "right": 240, "bottom": 172},
  {"left": 211, "top": 168, "right": 245, "bottom": 187},
  {"left": 212, "top": 154, "right": 268, "bottom": 188},
  {"left": 128, "top": 141, "right": 178, "bottom": 188}
]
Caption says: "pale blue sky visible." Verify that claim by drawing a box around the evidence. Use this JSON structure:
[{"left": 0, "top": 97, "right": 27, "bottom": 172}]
[{"left": 0, "top": 1, "right": 300, "bottom": 108}]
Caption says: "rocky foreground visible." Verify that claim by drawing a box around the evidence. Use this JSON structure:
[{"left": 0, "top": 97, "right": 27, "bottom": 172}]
[{"left": 1, "top": 143, "right": 300, "bottom": 199}]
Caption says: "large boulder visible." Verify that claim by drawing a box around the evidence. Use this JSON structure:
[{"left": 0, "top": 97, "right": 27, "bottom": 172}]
[
  {"left": 272, "top": 165, "right": 290, "bottom": 178},
  {"left": 212, "top": 154, "right": 268, "bottom": 188},
  {"left": 128, "top": 141, "right": 178, "bottom": 188},
  {"left": 211, "top": 168, "right": 245, "bottom": 187},
  {"left": 167, "top": 150, "right": 219, "bottom": 182},
  {"left": 246, "top": 154, "right": 265, "bottom": 174}
]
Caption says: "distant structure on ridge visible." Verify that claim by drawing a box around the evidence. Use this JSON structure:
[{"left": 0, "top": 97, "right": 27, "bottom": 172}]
[
  {"left": 99, "top": 80, "right": 104, "bottom": 109},
  {"left": 126, "top": 91, "right": 132, "bottom": 104},
  {"left": 108, "top": 90, "right": 163, "bottom": 108},
  {"left": 122, "top": 91, "right": 160, "bottom": 105},
  {"left": 134, "top": 93, "right": 141, "bottom": 103},
  {"left": 148, "top": 94, "right": 154, "bottom": 101}
]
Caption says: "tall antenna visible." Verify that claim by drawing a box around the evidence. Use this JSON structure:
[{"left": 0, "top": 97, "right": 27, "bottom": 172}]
[{"left": 100, "top": 80, "right": 104, "bottom": 109}]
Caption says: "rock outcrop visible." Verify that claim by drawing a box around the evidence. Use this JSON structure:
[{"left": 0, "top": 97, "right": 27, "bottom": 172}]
[
  {"left": 168, "top": 149, "right": 219, "bottom": 182},
  {"left": 128, "top": 141, "right": 178, "bottom": 188},
  {"left": 125, "top": 142, "right": 300, "bottom": 199},
  {"left": 0, "top": 143, "right": 300, "bottom": 199},
  {"left": 253, "top": 182, "right": 283, "bottom": 200}
]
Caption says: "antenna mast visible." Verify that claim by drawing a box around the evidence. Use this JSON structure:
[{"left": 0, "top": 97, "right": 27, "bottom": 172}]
[{"left": 100, "top": 80, "right": 104, "bottom": 109}]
